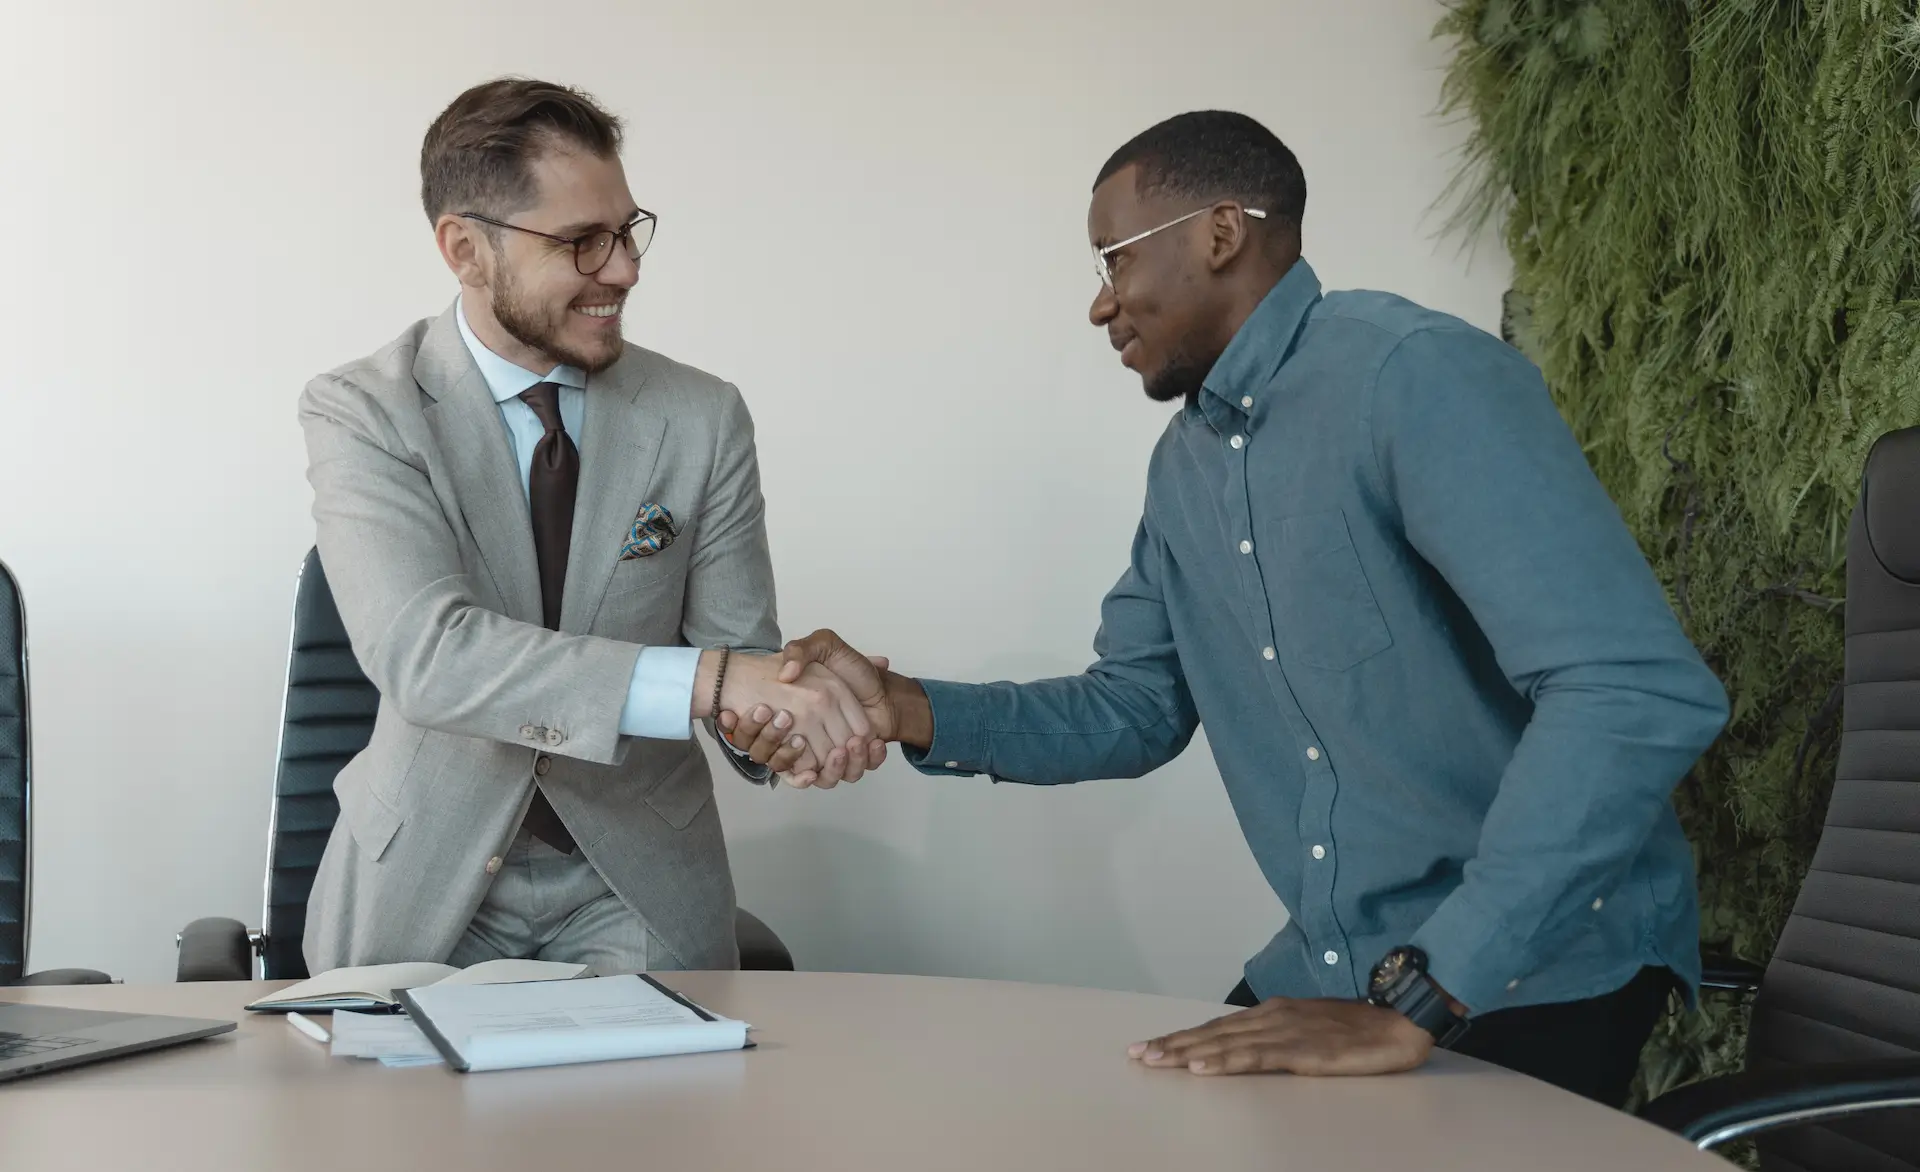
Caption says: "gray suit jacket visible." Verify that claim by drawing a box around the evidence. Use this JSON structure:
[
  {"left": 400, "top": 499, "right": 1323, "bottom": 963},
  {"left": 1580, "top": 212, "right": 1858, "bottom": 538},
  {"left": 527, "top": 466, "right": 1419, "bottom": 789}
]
[{"left": 297, "top": 303, "right": 778, "bottom": 972}]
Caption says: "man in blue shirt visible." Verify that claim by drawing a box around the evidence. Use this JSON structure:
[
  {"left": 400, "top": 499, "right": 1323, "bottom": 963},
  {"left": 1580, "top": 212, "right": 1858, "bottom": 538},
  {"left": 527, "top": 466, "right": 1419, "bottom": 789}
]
[{"left": 721, "top": 111, "right": 1727, "bottom": 1105}]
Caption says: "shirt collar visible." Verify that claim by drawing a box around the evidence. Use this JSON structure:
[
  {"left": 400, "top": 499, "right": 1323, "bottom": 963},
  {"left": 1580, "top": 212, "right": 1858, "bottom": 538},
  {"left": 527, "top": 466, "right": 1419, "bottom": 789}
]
[
  {"left": 1193, "top": 257, "right": 1322, "bottom": 433},
  {"left": 455, "top": 296, "right": 588, "bottom": 404}
]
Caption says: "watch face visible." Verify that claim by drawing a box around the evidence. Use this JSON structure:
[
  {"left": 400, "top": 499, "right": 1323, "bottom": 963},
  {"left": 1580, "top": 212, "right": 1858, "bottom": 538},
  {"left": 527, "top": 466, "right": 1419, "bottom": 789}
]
[
  {"left": 1370, "top": 946, "right": 1429, "bottom": 1000},
  {"left": 1370, "top": 950, "right": 1411, "bottom": 998}
]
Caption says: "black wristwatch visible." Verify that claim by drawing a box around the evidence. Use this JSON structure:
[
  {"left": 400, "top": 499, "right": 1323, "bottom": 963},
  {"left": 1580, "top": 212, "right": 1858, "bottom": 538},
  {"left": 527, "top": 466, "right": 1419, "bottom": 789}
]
[{"left": 1367, "top": 946, "right": 1470, "bottom": 1048}]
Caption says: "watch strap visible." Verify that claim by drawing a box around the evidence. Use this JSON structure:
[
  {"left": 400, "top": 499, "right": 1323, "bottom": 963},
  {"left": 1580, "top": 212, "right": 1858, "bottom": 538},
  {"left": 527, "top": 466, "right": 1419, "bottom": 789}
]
[{"left": 1394, "top": 974, "right": 1470, "bottom": 1048}]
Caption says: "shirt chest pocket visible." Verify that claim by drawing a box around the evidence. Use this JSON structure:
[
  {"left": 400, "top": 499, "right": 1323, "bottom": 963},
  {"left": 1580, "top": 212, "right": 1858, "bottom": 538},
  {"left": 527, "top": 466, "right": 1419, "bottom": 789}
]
[{"left": 1259, "top": 510, "right": 1393, "bottom": 672}]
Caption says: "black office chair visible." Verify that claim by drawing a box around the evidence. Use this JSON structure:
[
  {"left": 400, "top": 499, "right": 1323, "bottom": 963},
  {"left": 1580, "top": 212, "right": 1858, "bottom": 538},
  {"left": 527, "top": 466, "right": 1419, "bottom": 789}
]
[
  {"left": 176, "top": 547, "right": 793, "bottom": 981},
  {"left": 1641, "top": 427, "right": 1920, "bottom": 1165},
  {"left": 0, "top": 558, "right": 111, "bottom": 987}
]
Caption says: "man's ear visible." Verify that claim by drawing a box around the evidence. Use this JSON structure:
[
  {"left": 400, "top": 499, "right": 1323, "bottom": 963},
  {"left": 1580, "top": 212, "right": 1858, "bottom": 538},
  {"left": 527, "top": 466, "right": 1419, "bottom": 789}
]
[
  {"left": 434, "top": 213, "right": 491, "bottom": 288},
  {"left": 1204, "top": 204, "right": 1255, "bottom": 274}
]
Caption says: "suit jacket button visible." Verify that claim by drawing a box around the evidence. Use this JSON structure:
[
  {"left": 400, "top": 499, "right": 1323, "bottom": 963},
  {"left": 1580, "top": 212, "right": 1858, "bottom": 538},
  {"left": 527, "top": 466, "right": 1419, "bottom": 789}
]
[
  {"left": 534, "top": 755, "right": 551, "bottom": 777},
  {"left": 485, "top": 856, "right": 503, "bottom": 875},
  {"left": 544, "top": 728, "right": 565, "bottom": 747},
  {"left": 519, "top": 724, "right": 538, "bottom": 740}
]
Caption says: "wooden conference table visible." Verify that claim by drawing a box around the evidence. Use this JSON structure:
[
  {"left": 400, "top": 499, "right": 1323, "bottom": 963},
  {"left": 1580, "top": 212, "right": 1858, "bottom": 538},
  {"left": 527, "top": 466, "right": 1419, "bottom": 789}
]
[{"left": 1, "top": 971, "right": 1729, "bottom": 1171}]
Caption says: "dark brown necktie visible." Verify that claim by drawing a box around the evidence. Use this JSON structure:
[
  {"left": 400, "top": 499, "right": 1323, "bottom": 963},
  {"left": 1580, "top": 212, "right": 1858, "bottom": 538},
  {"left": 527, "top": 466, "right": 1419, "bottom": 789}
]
[{"left": 518, "top": 382, "right": 578, "bottom": 855}]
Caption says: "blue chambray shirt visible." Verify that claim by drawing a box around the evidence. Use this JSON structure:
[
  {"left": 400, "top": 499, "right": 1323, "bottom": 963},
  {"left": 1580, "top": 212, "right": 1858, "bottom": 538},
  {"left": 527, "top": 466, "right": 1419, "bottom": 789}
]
[{"left": 907, "top": 259, "right": 1727, "bottom": 1013}]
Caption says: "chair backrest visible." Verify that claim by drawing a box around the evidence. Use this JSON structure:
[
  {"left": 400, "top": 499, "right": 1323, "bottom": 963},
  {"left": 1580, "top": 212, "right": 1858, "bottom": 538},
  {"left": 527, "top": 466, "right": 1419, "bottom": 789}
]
[
  {"left": 1748, "top": 427, "right": 1920, "bottom": 1170},
  {"left": 259, "top": 548, "right": 377, "bottom": 980},
  {"left": 0, "top": 561, "right": 29, "bottom": 984}
]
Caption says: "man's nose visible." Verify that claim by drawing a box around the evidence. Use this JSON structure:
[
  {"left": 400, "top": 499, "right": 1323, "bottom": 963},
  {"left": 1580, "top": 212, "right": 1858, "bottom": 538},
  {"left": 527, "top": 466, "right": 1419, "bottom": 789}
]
[
  {"left": 598, "top": 242, "right": 641, "bottom": 288},
  {"left": 1089, "top": 282, "right": 1118, "bottom": 326}
]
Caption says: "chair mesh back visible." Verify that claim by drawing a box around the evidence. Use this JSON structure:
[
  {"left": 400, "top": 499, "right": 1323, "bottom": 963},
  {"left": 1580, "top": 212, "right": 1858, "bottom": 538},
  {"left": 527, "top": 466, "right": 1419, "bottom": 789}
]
[
  {"left": 0, "top": 563, "right": 26, "bottom": 984},
  {"left": 262, "top": 549, "right": 378, "bottom": 980},
  {"left": 1750, "top": 427, "right": 1920, "bottom": 1171}
]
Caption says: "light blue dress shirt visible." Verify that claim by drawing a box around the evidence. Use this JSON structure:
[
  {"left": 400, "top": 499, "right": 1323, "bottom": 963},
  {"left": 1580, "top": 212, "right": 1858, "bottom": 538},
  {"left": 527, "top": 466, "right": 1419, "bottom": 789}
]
[{"left": 456, "top": 300, "right": 700, "bottom": 740}]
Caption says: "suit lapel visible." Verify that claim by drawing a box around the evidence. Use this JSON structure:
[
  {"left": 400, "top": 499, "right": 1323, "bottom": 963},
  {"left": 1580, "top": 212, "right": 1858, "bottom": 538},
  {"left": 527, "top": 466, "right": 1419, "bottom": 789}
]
[
  {"left": 561, "top": 347, "right": 667, "bottom": 632},
  {"left": 414, "top": 305, "right": 543, "bottom": 625}
]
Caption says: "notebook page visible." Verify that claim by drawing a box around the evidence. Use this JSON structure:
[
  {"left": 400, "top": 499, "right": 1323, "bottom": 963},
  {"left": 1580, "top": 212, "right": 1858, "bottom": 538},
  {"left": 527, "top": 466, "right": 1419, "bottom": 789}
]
[
  {"left": 430, "top": 959, "right": 587, "bottom": 987},
  {"left": 248, "top": 962, "right": 457, "bottom": 1009}
]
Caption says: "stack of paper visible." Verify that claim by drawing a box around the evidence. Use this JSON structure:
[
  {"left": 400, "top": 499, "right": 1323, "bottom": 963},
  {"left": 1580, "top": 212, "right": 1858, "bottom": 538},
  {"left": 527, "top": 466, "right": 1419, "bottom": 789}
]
[
  {"left": 400, "top": 974, "right": 750, "bottom": 1073},
  {"left": 328, "top": 1012, "right": 444, "bottom": 1068}
]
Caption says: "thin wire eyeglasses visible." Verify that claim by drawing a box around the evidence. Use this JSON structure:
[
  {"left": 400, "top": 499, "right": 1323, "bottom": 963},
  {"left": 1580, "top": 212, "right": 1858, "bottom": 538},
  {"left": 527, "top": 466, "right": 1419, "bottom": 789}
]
[{"left": 1093, "top": 204, "right": 1266, "bottom": 289}]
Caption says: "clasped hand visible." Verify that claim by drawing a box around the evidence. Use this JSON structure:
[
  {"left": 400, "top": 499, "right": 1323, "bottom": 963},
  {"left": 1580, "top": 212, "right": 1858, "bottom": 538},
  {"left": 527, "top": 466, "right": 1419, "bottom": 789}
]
[
  {"left": 711, "top": 651, "right": 887, "bottom": 784},
  {"left": 717, "top": 630, "right": 894, "bottom": 787}
]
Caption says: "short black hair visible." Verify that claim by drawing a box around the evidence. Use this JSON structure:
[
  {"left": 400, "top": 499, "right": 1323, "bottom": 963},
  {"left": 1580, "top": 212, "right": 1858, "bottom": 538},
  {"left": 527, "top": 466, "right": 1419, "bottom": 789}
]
[{"left": 1095, "top": 111, "right": 1306, "bottom": 232}]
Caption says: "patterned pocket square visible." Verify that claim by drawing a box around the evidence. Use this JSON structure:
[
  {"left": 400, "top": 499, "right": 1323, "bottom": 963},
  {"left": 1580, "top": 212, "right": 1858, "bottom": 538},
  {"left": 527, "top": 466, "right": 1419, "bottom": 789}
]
[{"left": 620, "top": 503, "right": 681, "bottom": 560}]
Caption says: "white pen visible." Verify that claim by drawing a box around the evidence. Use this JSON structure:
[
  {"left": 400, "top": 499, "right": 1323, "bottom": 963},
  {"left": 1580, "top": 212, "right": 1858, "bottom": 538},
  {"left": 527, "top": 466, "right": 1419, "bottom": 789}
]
[{"left": 287, "top": 1012, "right": 331, "bottom": 1044}]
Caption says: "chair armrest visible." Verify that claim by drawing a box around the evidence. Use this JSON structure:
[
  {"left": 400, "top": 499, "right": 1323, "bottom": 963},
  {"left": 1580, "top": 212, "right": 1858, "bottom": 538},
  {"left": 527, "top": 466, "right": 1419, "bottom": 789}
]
[
  {"left": 176, "top": 917, "right": 254, "bottom": 982},
  {"left": 1699, "top": 948, "right": 1764, "bottom": 995},
  {"left": 14, "top": 968, "right": 113, "bottom": 986},
  {"left": 1639, "top": 1057, "right": 1920, "bottom": 1147},
  {"left": 735, "top": 907, "right": 794, "bottom": 972}
]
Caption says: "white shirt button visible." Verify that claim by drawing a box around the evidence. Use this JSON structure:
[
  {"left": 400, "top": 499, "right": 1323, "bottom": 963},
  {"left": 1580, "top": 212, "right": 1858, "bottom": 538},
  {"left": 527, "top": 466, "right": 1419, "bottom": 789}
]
[
  {"left": 1306, "top": 746, "right": 1321, "bottom": 761},
  {"left": 1238, "top": 539, "right": 1252, "bottom": 554},
  {"left": 1592, "top": 897, "right": 1605, "bottom": 911},
  {"left": 1507, "top": 979, "right": 1520, "bottom": 991},
  {"left": 1261, "top": 646, "right": 1275, "bottom": 661},
  {"left": 1230, "top": 435, "right": 1245, "bottom": 449},
  {"left": 1241, "top": 396, "right": 1253, "bottom": 408},
  {"left": 1323, "top": 950, "right": 1339, "bottom": 966},
  {"left": 1311, "top": 845, "right": 1326, "bottom": 860},
  {"left": 485, "top": 856, "right": 503, "bottom": 875},
  {"left": 944, "top": 761, "right": 960, "bottom": 770}
]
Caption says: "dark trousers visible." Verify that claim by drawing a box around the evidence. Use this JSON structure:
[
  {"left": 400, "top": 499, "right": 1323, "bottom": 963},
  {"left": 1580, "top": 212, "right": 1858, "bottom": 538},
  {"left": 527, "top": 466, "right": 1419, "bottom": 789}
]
[{"left": 1226, "top": 966, "right": 1674, "bottom": 1108}]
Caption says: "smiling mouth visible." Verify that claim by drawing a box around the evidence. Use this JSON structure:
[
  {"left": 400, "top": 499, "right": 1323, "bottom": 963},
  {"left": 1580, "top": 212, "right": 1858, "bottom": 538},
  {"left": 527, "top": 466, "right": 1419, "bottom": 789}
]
[{"left": 574, "top": 302, "right": 621, "bottom": 319}]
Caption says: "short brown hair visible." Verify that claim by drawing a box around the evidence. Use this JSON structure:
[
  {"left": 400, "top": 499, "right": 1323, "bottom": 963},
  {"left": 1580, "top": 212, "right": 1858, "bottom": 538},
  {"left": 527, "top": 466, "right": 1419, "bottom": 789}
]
[{"left": 420, "top": 77, "right": 624, "bottom": 223}]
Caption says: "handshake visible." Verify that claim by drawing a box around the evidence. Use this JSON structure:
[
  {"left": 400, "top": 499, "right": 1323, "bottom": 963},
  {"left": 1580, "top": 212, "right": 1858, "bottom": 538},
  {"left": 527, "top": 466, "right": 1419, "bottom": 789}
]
[{"left": 706, "top": 630, "right": 929, "bottom": 788}]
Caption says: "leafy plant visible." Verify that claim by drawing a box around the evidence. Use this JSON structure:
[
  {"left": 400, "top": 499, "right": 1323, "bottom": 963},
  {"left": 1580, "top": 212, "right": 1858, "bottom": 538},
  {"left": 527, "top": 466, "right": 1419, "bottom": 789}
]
[{"left": 1435, "top": 0, "right": 1920, "bottom": 1101}]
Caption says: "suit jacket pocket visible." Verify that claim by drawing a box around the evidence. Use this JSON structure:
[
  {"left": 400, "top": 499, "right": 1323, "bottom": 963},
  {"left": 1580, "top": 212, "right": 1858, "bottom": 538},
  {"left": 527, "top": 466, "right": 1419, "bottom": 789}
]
[
  {"left": 337, "top": 775, "right": 405, "bottom": 862},
  {"left": 607, "top": 533, "right": 692, "bottom": 597},
  {"left": 1262, "top": 510, "right": 1394, "bottom": 672},
  {"left": 644, "top": 743, "right": 715, "bottom": 831}
]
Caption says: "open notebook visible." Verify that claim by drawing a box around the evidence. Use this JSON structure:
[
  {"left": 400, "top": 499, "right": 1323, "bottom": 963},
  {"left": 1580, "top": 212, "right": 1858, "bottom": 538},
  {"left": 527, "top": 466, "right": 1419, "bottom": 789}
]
[
  {"left": 245, "top": 959, "right": 587, "bottom": 1013},
  {"left": 399, "top": 973, "right": 751, "bottom": 1072}
]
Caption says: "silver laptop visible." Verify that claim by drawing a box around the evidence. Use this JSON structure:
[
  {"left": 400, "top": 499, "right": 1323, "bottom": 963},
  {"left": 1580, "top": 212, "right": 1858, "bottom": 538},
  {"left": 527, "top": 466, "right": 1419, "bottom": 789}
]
[{"left": 0, "top": 1001, "right": 235, "bottom": 1082}]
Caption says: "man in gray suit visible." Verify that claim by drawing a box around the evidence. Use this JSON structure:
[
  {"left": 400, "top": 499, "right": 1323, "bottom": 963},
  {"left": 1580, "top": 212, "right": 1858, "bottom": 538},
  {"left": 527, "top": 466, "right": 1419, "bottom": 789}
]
[{"left": 298, "top": 78, "right": 879, "bottom": 975}]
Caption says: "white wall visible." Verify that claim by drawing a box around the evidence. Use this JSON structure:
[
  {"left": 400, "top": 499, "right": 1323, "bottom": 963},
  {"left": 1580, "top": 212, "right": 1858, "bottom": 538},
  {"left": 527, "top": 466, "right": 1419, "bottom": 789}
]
[{"left": 0, "top": 0, "right": 1508, "bottom": 988}]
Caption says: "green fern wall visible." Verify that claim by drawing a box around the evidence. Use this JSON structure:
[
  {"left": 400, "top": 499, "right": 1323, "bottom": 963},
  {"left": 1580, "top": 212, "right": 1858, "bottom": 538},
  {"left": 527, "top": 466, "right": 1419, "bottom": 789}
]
[{"left": 1434, "top": 0, "right": 1920, "bottom": 1095}]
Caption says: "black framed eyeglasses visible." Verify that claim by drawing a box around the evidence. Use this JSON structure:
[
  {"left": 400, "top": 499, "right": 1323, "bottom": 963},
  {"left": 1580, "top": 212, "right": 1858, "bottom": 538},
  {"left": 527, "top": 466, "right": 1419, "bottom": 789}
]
[{"left": 459, "top": 209, "right": 657, "bottom": 275}]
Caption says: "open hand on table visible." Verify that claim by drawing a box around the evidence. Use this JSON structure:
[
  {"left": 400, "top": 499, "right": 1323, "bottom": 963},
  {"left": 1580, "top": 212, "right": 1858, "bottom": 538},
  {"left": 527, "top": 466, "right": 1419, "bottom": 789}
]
[{"left": 1128, "top": 997, "right": 1434, "bottom": 1076}]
